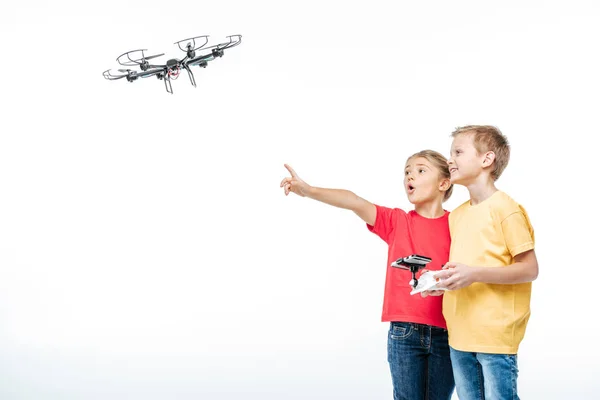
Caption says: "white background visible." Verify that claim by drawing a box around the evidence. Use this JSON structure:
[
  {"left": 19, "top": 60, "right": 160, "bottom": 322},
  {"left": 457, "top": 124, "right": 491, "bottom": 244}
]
[{"left": 1, "top": 1, "right": 598, "bottom": 399}]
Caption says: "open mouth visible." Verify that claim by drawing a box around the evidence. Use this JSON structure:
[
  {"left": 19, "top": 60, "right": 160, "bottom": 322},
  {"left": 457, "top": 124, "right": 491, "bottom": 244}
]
[
  {"left": 407, "top": 184, "right": 415, "bottom": 193},
  {"left": 449, "top": 168, "right": 458, "bottom": 174}
]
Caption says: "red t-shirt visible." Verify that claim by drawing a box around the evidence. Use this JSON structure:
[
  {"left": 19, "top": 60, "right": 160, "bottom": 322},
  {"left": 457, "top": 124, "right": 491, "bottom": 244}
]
[{"left": 367, "top": 205, "right": 451, "bottom": 329}]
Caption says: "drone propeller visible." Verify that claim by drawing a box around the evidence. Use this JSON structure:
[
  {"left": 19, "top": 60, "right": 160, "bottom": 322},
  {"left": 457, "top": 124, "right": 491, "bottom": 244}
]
[
  {"left": 174, "top": 35, "right": 210, "bottom": 62},
  {"left": 191, "top": 35, "right": 241, "bottom": 54},
  {"left": 216, "top": 34, "right": 242, "bottom": 50},
  {"left": 174, "top": 35, "right": 209, "bottom": 52},
  {"left": 103, "top": 69, "right": 130, "bottom": 80},
  {"left": 143, "top": 53, "right": 164, "bottom": 61},
  {"left": 117, "top": 49, "right": 165, "bottom": 68}
]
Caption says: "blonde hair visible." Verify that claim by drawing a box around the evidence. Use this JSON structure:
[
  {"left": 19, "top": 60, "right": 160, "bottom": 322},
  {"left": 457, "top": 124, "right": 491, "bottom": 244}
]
[
  {"left": 451, "top": 125, "right": 510, "bottom": 181},
  {"left": 408, "top": 149, "right": 453, "bottom": 202}
]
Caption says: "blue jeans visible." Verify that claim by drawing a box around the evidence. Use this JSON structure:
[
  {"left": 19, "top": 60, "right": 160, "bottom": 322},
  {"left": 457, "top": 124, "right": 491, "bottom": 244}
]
[
  {"left": 450, "top": 347, "right": 519, "bottom": 400},
  {"left": 388, "top": 322, "right": 455, "bottom": 400}
]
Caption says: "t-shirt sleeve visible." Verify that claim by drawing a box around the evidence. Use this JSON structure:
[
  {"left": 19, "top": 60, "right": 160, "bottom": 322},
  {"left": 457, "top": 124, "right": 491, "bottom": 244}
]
[
  {"left": 366, "top": 204, "right": 402, "bottom": 245},
  {"left": 501, "top": 205, "right": 535, "bottom": 257}
]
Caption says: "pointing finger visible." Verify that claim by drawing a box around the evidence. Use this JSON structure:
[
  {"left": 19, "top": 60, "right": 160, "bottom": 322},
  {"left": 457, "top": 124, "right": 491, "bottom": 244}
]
[{"left": 284, "top": 164, "right": 299, "bottom": 178}]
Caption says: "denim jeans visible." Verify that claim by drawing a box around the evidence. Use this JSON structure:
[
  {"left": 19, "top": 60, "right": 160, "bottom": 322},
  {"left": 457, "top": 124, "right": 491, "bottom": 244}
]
[
  {"left": 449, "top": 347, "right": 519, "bottom": 400},
  {"left": 388, "top": 322, "right": 455, "bottom": 400}
]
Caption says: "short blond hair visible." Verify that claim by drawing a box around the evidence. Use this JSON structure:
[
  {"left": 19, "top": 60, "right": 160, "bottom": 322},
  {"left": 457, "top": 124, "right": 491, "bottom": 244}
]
[
  {"left": 408, "top": 149, "right": 453, "bottom": 202},
  {"left": 451, "top": 125, "right": 510, "bottom": 181}
]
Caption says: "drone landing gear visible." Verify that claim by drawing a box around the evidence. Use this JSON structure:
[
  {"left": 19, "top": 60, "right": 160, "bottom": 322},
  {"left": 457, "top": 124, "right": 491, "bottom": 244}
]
[
  {"left": 156, "top": 73, "right": 173, "bottom": 94},
  {"left": 164, "top": 75, "right": 173, "bottom": 94},
  {"left": 182, "top": 64, "right": 196, "bottom": 88}
]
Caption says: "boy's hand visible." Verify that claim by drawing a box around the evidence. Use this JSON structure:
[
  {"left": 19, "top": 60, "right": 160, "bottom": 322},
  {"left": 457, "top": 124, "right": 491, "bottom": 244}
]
[
  {"left": 435, "top": 262, "right": 478, "bottom": 290},
  {"left": 280, "top": 164, "right": 312, "bottom": 197}
]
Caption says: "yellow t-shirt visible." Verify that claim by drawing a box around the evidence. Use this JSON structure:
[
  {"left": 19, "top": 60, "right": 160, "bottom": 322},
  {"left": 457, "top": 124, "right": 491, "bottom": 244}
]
[{"left": 443, "top": 191, "right": 535, "bottom": 354}]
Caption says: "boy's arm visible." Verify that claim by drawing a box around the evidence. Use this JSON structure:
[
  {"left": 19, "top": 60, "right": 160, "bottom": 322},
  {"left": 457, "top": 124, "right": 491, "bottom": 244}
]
[
  {"left": 281, "top": 164, "right": 376, "bottom": 226},
  {"left": 474, "top": 249, "right": 538, "bottom": 284},
  {"left": 434, "top": 206, "right": 537, "bottom": 291},
  {"left": 435, "top": 249, "right": 538, "bottom": 290}
]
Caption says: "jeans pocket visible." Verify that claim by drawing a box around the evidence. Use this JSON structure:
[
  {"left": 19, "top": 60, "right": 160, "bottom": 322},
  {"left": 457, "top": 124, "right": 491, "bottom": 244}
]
[{"left": 390, "top": 322, "right": 414, "bottom": 340}]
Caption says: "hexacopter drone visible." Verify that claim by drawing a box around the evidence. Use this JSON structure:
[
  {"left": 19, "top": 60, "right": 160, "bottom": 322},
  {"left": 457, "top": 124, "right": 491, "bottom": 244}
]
[{"left": 103, "top": 34, "right": 241, "bottom": 94}]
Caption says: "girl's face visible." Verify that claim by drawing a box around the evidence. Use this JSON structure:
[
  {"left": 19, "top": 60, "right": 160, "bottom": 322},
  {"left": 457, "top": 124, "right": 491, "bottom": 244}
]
[{"left": 404, "top": 157, "right": 445, "bottom": 205}]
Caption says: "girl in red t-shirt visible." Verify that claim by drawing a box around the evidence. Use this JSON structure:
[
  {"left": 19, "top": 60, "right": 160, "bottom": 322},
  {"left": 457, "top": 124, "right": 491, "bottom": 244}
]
[{"left": 281, "top": 150, "right": 455, "bottom": 400}]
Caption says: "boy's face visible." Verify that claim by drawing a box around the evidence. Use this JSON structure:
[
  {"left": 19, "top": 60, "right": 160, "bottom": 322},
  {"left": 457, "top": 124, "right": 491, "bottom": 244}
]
[
  {"left": 448, "top": 133, "right": 485, "bottom": 185},
  {"left": 404, "top": 157, "right": 443, "bottom": 204}
]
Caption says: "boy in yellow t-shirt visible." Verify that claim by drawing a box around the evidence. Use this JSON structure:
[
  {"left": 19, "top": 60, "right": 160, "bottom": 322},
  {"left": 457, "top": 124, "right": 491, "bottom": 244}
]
[{"left": 424, "top": 125, "right": 538, "bottom": 400}]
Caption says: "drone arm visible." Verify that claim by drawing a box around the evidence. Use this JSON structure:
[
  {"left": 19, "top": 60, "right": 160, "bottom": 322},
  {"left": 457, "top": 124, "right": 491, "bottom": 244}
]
[
  {"left": 146, "top": 63, "right": 168, "bottom": 69},
  {"left": 138, "top": 68, "right": 166, "bottom": 78},
  {"left": 188, "top": 53, "right": 214, "bottom": 66}
]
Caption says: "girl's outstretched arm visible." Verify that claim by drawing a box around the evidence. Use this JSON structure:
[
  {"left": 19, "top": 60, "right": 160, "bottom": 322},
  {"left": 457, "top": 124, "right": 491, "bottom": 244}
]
[{"left": 281, "top": 164, "right": 376, "bottom": 226}]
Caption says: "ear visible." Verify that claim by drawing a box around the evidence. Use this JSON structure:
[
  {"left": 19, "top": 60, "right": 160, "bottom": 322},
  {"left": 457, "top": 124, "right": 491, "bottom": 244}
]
[
  {"left": 482, "top": 151, "right": 496, "bottom": 168},
  {"left": 439, "top": 178, "right": 451, "bottom": 192}
]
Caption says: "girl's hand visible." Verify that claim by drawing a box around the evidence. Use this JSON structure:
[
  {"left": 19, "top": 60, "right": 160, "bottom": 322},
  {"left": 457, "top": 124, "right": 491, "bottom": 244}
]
[{"left": 280, "top": 164, "right": 312, "bottom": 197}]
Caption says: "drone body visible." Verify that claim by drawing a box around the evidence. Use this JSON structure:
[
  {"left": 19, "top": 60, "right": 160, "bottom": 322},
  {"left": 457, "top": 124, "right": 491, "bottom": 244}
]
[{"left": 103, "top": 35, "right": 241, "bottom": 94}]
